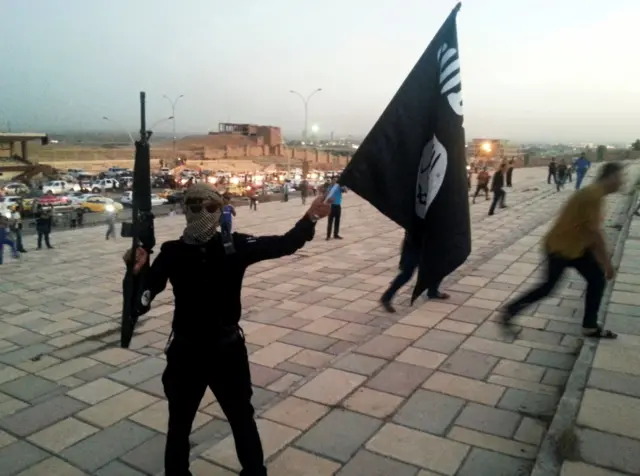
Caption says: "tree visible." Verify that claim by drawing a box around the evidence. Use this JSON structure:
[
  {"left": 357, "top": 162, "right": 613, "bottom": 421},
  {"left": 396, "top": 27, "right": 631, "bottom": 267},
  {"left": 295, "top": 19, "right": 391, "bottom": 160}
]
[{"left": 632, "top": 139, "right": 640, "bottom": 151}]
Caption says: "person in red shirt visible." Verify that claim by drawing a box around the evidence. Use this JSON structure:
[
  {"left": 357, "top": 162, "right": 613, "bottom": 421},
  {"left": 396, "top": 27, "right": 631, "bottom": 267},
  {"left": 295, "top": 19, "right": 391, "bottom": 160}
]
[{"left": 472, "top": 167, "right": 491, "bottom": 204}]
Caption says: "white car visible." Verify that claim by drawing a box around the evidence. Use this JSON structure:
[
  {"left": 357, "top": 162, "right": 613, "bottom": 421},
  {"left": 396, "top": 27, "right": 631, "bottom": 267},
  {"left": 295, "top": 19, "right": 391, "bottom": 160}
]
[
  {"left": 120, "top": 192, "right": 167, "bottom": 207},
  {"left": 0, "top": 196, "right": 22, "bottom": 209},
  {"left": 66, "top": 193, "right": 101, "bottom": 206},
  {"left": 90, "top": 178, "right": 119, "bottom": 193},
  {"left": 42, "top": 180, "right": 80, "bottom": 194},
  {"left": 2, "top": 182, "right": 29, "bottom": 194}
]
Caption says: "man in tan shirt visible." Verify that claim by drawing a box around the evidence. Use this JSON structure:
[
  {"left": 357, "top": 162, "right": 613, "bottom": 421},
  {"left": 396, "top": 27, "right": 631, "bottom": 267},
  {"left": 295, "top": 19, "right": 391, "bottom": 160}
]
[{"left": 501, "top": 162, "right": 624, "bottom": 338}]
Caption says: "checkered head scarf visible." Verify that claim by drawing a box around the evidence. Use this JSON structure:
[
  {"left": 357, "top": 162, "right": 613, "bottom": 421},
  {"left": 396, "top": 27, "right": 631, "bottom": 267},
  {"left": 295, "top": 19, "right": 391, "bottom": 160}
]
[{"left": 181, "top": 183, "right": 224, "bottom": 245}]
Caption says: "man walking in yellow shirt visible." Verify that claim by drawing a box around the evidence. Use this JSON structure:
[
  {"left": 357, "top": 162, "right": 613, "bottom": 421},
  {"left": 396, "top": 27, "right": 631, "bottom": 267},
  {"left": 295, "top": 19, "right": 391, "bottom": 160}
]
[{"left": 501, "top": 162, "right": 625, "bottom": 339}]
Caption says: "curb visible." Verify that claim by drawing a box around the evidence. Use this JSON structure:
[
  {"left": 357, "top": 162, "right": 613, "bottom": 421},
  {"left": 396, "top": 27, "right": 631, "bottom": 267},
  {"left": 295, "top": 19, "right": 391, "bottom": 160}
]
[{"left": 530, "top": 179, "right": 639, "bottom": 476}]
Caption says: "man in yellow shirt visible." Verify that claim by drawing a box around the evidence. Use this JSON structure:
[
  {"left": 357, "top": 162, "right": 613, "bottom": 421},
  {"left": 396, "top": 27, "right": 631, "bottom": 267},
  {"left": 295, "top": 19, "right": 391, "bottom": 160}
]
[{"left": 501, "top": 162, "right": 624, "bottom": 339}]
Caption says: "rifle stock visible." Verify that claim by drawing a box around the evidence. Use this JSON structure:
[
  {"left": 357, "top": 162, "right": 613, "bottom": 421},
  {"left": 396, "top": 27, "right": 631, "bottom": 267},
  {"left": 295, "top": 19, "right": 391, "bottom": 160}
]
[{"left": 121, "top": 92, "right": 156, "bottom": 348}]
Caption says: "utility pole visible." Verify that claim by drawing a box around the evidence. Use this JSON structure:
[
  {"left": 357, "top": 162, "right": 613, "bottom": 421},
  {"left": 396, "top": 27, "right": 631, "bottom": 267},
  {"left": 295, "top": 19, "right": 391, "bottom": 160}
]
[{"left": 163, "top": 94, "right": 184, "bottom": 156}]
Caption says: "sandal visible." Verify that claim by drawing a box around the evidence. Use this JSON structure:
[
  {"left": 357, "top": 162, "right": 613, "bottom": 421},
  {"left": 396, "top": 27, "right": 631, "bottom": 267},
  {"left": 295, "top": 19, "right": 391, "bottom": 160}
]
[{"left": 583, "top": 326, "right": 617, "bottom": 339}]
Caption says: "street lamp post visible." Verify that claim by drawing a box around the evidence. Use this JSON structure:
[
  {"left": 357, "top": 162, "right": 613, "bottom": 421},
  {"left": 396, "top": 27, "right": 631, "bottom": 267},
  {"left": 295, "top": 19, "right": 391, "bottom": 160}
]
[
  {"left": 102, "top": 116, "right": 135, "bottom": 145},
  {"left": 290, "top": 88, "right": 322, "bottom": 142},
  {"left": 289, "top": 88, "right": 322, "bottom": 177},
  {"left": 163, "top": 94, "right": 184, "bottom": 156}
]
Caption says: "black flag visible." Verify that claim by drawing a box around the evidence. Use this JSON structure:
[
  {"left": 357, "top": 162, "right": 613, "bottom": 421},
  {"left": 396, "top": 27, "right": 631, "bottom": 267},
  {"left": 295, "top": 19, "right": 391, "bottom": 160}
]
[{"left": 339, "top": 2, "right": 470, "bottom": 303}]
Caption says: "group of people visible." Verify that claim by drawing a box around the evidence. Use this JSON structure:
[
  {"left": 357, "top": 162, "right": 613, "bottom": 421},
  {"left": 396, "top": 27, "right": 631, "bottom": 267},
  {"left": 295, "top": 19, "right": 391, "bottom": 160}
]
[
  {"left": 470, "top": 160, "right": 514, "bottom": 216},
  {"left": 0, "top": 204, "right": 55, "bottom": 264},
  {"left": 115, "top": 154, "right": 626, "bottom": 476},
  {"left": 547, "top": 153, "right": 591, "bottom": 191}
]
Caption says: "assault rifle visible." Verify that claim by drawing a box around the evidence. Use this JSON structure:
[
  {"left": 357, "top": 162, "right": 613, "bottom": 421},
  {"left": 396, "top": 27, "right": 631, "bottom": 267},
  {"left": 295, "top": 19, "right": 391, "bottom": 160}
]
[{"left": 120, "top": 92, "right": 156, "bottom": 348}]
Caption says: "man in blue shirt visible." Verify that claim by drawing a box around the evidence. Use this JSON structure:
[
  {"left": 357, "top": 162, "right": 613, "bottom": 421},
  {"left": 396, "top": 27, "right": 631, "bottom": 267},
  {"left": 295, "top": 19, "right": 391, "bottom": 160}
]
[
  {"left": 574, "top": 153, "right": 591, "bottom": 190},
  {"left": 325, "top": 177, "right": 343, "bottom": 240},
  {"left": 220, "top": 193, "right": 236, "bottom": 236}
]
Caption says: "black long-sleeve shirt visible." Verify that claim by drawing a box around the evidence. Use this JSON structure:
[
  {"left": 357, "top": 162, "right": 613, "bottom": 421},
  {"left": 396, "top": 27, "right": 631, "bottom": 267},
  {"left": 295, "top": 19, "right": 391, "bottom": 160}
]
[
  {"left": 491, "top": 170, "right": 504, "bottom": 192},
  {"left": 144, "top": 215, "right": 316, "bottom": 339}
]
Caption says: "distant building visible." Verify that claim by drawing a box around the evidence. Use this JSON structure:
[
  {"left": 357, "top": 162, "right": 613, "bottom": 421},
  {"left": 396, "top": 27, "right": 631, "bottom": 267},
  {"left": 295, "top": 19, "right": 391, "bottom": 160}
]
[
  {"left": 210, "top": 123, "right": 282, "bottom": 149},
  {"left": 469, "top": 138, "right": 521, "bottom": 160}
]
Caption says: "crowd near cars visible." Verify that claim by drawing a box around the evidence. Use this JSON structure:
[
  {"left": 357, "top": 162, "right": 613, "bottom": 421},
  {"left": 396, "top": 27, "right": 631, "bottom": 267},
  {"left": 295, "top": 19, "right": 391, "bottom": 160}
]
[{"left": 0, "top": 164, "right": 343, "bottom": 220}]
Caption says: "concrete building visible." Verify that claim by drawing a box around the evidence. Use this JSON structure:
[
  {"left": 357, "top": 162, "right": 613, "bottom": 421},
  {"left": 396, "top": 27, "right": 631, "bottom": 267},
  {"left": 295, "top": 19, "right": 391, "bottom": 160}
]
[
  {"left": 211, "top": 123, "right": 282, "bottom": 149},
  {"left": 468, "top": 138, "right": 522, "bottom": 161}
]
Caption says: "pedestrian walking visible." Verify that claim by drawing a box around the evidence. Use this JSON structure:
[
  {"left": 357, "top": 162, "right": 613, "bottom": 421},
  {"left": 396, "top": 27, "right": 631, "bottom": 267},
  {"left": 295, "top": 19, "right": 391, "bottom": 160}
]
[
  {"left": 106, "top": 211, "right": 117, "bottom": 240},
  {"left": 548, "top": 157, "right": 557, "bottom": 184},
  {"left": 501, "top": 162, "right": 624, "bottom": 339},
  {"left": 122, "top": 184, "right": 332, "bottom": 476},
  {"left": 0, "top": 216, "right": 19, "bottom": 265},
  {"left": 488, "top": 163, "right": 507, "bottom": 216},
  {"left": 35, "top": 205, "right": 54, "bottom": 249},
  {"left": 574, "top": 153, "right": 591, "bottom": 190},
  {"left": 556, "top": 159, "right": 568, "bottom": 191},
  {"left": 221, "top": 193, "right": 236, "bottom": 236},
  {"left": 380, "top": 232, "right": 450, "bottom": 312},
  {"left": 472, "top": 167, "right": 490, "bottom": 204},
  {"left": 299, "top": 179, "right": 309, "bottom": 205},
  {"left": 325, "top": 177, "right": 344, "bottom": 240},
  {"left": 506, "top": 159, "right": 514, "bottom": 187},
  {"left": 11, "top": 205, "right": 26, "bottom": 253}
]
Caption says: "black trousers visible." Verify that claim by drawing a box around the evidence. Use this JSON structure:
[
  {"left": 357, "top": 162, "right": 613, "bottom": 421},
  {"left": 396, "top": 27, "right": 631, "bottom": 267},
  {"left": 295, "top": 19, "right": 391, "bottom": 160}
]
[
  {"left": 506, "top": 250, "right": 605, "bottom": 329},
  {"left": 488, "top": 189, "right": 506, "bottom": 215},
  {"left": 473, "top": 184, "right": 489, "bottom": 200},
  {"left": 249, "top": 198, "right": 257, "bottom": 211},
  {"left": 327, "top": 204, "right": 342, "bottom": 238},
  {"left": 163, "top": 334, "right": 265, "bottom": 476},
  {"left": 506, "top": 169, "right": 513, "bottom": 187},
  {"left": 547, "top": 171, "right": 556, "bottom": 184},
  {"left": 381, "top": 263, "right": 443, "bottom": 303},
  {"left": 37, "top": 231, "right": 52, "bottom": 249}
]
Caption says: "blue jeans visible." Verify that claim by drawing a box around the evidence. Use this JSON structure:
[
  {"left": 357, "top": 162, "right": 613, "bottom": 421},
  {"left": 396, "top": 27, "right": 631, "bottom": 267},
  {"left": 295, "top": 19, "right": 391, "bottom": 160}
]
[
  {"left": 575, "top": 169, "right": 587, "bottom": 190},
  {"left": 0, "top": 236, "right": 18, "bottom": 264}
]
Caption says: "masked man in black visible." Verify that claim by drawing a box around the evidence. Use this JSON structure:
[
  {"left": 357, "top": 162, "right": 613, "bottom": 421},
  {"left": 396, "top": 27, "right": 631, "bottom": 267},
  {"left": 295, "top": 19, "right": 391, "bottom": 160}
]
[{"left": 124, "top": 183, "right": 331, "bottom": 476}]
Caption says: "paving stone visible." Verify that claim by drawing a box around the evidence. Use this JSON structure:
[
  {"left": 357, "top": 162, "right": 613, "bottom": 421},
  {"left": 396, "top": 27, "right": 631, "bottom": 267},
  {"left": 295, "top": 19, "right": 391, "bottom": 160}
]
[
  {"left": 249, "top": 342, "right": 303, "bottom": 368},
  {"left": 493, "top": 359, "right": 545, "bottom": 383},
  {"left": 51, "top": 340, "right": 105, "bottom": 360},
  {"left": 514, "top": 416, "right": 546, "bottom": 445},
  {"left": 578, "top": 388, "right": 640, "bottom": 440},
  {"left": 498, "top": 388, "right": 558, "bottom": 419},
  {"left": 190, "top": 418, "right": 232, "bottom": 447},
  {"left": 262, "top": 396, "right": 329, "bottom": 430},
  {"left": 423, "top": 372, "right": 505, "bottom": 406},
  {"left": 0, "top": 395, "right": 87, "bottom": 437},
  {"left": 27, "top": 417, "right": 99, "bottom": 452},
  {"left": 76, "top": 388, "right": 157, "bottom": 428},
  {"left": 542, "top": 368, "right": 570, "bottom": 386},
  {"left": 62, "top": 420, "right": 157, "bottom": 473},
  {"left": 448, "top": 426, "right": 538, "bottom": 459},
  {"left": 561, "top": 461, "right": 628, "bottom": 476},
  {"left": 14, "top": 456, "right": 88, "bottom": 476},
  {"left": 0, "top": 343, "right": 54, "bottom": 365},
  {"left": 5, "top": 330, "right": 48, "bottom": 346},
  {"left": 588, "top": 368, "right": 640, "bottom": 398},
  {"left": 294, "top": 368, "right": 366, "bottom": 405},
  {"left": 456, "top": 446, "right": 532, "bottom": 476},
  {"left": 526, "top": 349, "right": 576, "bottom": 370},
  {"left": 366, "top": 423, "right": 469, "bottom": 475},
  {"left": 252, "top": 387, "right": 278, "bottom": 409},
  {"left": 67, "top": 377, "right": 129, "bottom": 404},
  {"left": 268, "top": 447, "right": 341, "bottom": 476},
  {"left": 462, "top": 337, "right": 530, "bottom": 361},
  {"left": 413, "top": 329, "right": 466, "bottom": 353},
  {"left": 578, "top": 427, "right": 640, "bottom": 475},
  {"left": 455, "top": 402, "right": 521, "bottom": 437},
  {"left": 393, "top": 389, "right": 465, "bottom": 435},
  {"left": 95, "top": 460, "right": 147, "bottom": 476},
  {"left": 440, "top": 349, "right": 498, "bottom": 379},
  {"left": 295, "top": 409, "right": 382, "bottom": 463},
  {"left": 336, "top": 449, "right": 420, "bottom": 476},
  {"left": 249, "top": 363, "right": 285, "bottom": 387},
  {"left": 366, "top": 362, "right": 433, "bottom": 397},
  {"left": 0, "top": 440, "right": 50, "bottom": 476},
  {"left": 593, "top": 343, "right": 640, "bottom": 377},
  {"left": 356, "top": 335, "right": 412, "bottom": 359},
  {"left": 331, "top": 353, "right": 387, "bottom": 376},
  {"left": 121, "top": 433, "right": 166, "bottom": 475},
  {"left": 0, "top": 374, "right": 62, "bottom": 402},
  {"left": 108, "top": 357, "right": 165, "bottom": 385},
  {"left": 343, "top": 387, "right": 404, "bottom": 418}
]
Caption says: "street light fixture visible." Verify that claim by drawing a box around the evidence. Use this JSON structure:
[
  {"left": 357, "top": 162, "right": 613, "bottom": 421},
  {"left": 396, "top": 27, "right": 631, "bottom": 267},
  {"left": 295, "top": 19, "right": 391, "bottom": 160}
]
[
  {"left": 102, "top": 116, "right": 135, "bottom": 145},
  {"left": 162, "top": 94, "right": 184, "bottom": 156}
]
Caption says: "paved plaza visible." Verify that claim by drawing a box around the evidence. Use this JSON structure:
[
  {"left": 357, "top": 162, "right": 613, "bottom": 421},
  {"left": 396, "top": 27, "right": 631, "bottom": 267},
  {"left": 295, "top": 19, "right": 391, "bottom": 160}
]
[{"left": 0, "top": 166, "right": 639, "bottom": 475}]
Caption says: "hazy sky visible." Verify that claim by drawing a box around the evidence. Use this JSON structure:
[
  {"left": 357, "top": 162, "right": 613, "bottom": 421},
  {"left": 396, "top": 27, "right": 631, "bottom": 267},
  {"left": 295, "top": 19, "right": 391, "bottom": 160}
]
[{"left": 1, "top": 0, "right": 639, "bottom": 143}]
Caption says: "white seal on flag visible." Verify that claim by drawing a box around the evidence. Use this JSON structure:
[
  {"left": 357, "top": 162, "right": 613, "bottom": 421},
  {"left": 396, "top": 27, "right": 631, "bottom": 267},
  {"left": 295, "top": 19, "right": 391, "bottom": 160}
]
[
  {"left": 437, "top": 43, "right": 463, "bottom": 116},
  {"left": 415, "top": 134, "right": 447, "bottom": 219}
]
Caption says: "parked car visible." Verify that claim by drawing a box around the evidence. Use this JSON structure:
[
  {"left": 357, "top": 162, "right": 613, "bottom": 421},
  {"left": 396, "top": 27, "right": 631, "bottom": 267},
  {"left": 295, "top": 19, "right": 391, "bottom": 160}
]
[
  {"left": 80, "top": 197, "right": 124, "bottom": 213},
  {"left": 67, "top": 168, "right": 86, "bottom": 178},
  {"left": 90, "top": 178, "right": 119, "bottom": 193},
  {"left": 42, "top": 180, "right": 80, "bottom": 195},
  {"left": 36, "top": 194, "right": 71, "bottom": 208},
  {"left": 2, "top": 182, "right": 29, "bottom": 195},
  {"left": 120, "top": 192, "right": 167, "bottom": 207},
  {"left": 0, "top": 196, "right": 22, "bottom": 211},
  {"left": 105, "top": 167, "right": 128, "bottom": 178},
  {"left": 65, "top": 192, "right": 102, "bottom": 206}
]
